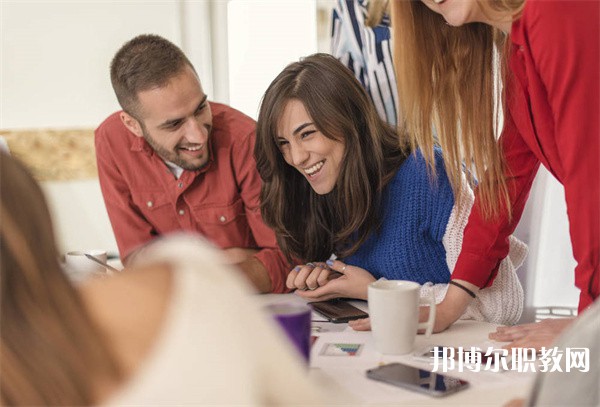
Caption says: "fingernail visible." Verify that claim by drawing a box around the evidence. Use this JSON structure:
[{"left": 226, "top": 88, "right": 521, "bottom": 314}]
[
  {"left": 306, "top": 262, "right": 316, "bottom": 267},
  {"left": 326, "top": 259, "right": 334, "bottom": 266},
  {"left": 293, "top": 266, "right": 301, "bottom": 272}
]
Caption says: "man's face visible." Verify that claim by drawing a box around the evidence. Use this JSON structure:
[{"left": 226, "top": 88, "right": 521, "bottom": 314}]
[{"left": 129, "top": 66, "right": 212, "bottom": 171}]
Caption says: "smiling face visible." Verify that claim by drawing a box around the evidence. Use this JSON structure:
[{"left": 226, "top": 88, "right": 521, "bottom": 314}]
[
  {"left": 276, "top": 99, "right": 345, "bottom": 195},
  {"left": 120, "top": 65, "right": 212, "bottom": 171},
  {"left": 421, "top": 0, "right": 487, "bottom": 26}
]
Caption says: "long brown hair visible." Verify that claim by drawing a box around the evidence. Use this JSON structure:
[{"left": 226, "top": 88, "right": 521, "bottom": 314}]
[
  {"left": 255, "top": 53, "right": 408, "bottom": 262},
  {"left": 0, "top": 154, "right": 121, "bottom": 405},
  {"left": 391, "top": 0, "right": 524, "bottom": 219}
]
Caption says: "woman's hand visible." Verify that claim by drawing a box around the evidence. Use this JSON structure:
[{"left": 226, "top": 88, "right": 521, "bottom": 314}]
[
  {"left": 426, "top": 280, "right": 478, "bottom": 333},
  {"left": 286, "top": 262, "right": 338, "bottom": 291},
  {"left": 292, "top": 260, "right": 376, "bottom": 301}
]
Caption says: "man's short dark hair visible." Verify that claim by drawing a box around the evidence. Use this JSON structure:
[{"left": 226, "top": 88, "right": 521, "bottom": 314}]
[{"left": 110, "top": 34, "right": 195, "bottom": 116}]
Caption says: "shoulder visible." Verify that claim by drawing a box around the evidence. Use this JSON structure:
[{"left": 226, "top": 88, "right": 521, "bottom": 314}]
[
  {"left": 95, "top": 111, "right": 135, "bottom": 151},
  {"left": 515, "top": 1, "right": 598, "bottom": 47},
  {"left": 211, "top": 102, "right": 256, "bottom": 145}
]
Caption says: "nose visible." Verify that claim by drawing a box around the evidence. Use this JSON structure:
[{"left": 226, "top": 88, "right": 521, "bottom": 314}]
[
  {"left": 288, "top": 142, "right": 309, "bottom": 167},
  {"left": 184, "top": 117, "right": 209, "bottom": 144}
]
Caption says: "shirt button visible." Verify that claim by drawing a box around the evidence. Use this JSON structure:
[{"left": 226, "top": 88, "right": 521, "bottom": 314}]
[
  {"left": 178, "top": 209, "right": 185, "bottom": 216},
  {"left": 219, "top": 215, "right": 227, "bottom": 223},
  {"left": 178, "top": 182, "right": 183, "bottom": 188},
  {"left": 146, "top": 201, "right": 153, "bottom": 208}
]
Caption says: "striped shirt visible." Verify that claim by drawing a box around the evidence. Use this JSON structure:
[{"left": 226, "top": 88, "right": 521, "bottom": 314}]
[{"left": 331, "top": 0, "right": 398, "bottom": 125}]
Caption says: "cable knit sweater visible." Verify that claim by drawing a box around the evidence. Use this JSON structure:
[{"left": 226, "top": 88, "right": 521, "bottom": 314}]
[{"left": 344, "top": 149, "right": 526, "bottom": 325}]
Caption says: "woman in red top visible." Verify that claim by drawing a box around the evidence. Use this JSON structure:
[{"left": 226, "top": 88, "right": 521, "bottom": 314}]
[{"left": 387, "top": 0, "right": 599, "bottom": 349}]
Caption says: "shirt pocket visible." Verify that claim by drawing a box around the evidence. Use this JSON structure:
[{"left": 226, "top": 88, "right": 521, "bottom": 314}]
[
  {"left": 131, "top": 190, "right": 179, "bottom": 233},
  {"left": 191, "top": 198, "right": 252, "bottom": 248}
]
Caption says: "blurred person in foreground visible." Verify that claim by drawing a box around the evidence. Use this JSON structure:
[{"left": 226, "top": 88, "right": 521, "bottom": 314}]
[{"left": 0, "top": 153, "right": 330, "bottom": 405}]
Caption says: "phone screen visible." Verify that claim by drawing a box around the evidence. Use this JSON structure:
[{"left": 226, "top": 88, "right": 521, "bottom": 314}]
[{"left": 366, "top": 363, "right": 469, "bottom": 397}]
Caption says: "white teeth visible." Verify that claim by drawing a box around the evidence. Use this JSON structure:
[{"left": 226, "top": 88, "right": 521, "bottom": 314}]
[
  {"left": 182, "top": 145, "right": 201, "bottom": 151},
  {"left": 433, "top": 0, "right": 444, "bottom": 3},
  {"left": 304, "top": 161, "right": 324, "bottom": 176}
]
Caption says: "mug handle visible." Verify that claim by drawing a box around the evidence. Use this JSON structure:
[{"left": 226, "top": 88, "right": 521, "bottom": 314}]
[{"left": 418, "top": 292, "right": 436, "bottom": 338}]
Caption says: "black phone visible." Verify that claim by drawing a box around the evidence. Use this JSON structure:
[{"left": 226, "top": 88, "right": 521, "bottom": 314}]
[
  {"left": 308, "top": 299, "right": 368, "bottom": 323},
  {"left": 366, "top": 363, "right": 469, "bottom": 397}
]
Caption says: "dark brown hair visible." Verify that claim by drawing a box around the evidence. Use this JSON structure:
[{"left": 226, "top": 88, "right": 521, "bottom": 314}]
[
  {"left": 110, "top": 34, "right": 195, "bottom": 116},
  {"left": 0, "top": 154, "right": 121, "bottom": 405},
  {"left": 255, "top": 53, "right": 408, "bottom": 262}
]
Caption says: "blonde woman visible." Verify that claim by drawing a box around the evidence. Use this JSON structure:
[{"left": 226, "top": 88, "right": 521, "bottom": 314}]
[
  {"left": 0, "top": 154, "right": 330, "bottom": 405},
  {"left": 391, "top": 0, "right": 598, "bottom": 349}
]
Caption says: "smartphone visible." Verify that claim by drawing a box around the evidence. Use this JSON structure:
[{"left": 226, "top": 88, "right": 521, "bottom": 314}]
[
  {"left": 308, "top": 299, "right": 368, "bottom": 323},
  {"left": 366, "top": 363, "right": 469, "bottom": 397}
]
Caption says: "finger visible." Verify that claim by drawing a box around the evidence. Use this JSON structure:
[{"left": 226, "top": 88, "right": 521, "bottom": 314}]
[
  {"left": 489, "top": 329, "right": 528, "bottom": 342},
  {"left": 305, "top": 266, "right": 326, "bottom": 290},
  {"left": 292, "top": 264, "right": 316, "bottom": 290},
  {"left": 348, "top": 317, "right": 371, "bottom": 331},
  {"left": 296, "top": 285, "right": 337, "bottom": 301},
  {"left": 316, "top": 267, "right": 333, "bottom": 287},
  {"left": 286, "top": 266, "right": 302, "bottom": 289},
  {"left": 325, "top": 259, "right": 349, "bottom": 274}
]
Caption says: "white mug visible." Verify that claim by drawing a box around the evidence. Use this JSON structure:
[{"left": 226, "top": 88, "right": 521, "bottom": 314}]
[
  {"left": 368, "top": 279, "right": 436, "bottom": 355},
  {"left": 65, "top": 250, "right": 108, "bottom": 280}
]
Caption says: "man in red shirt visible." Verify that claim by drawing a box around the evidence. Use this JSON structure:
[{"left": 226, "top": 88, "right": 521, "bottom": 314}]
[{"left": 95, "top": 34, "right": 289, "bottom": 293}]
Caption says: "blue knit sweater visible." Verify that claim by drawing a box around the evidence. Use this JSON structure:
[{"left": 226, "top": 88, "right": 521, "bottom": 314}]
[{"left": 344, "top": 149, "right": 455, "bottom": 284}]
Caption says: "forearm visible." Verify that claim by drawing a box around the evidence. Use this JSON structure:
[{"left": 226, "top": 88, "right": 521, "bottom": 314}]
[
  {"left": 426, "top": 280, "right": 479, "bottom": 332},
  {"left": 236, "top": 256, "right": 272, "bottom": 293}
]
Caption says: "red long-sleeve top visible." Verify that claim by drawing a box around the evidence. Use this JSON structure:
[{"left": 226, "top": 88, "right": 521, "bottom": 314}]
[
  {"left": 95, "top": 103, "right": 290, "bottom": 292},
  {"left": 452, "top": 0, "right": 599, "bottom": 311}
]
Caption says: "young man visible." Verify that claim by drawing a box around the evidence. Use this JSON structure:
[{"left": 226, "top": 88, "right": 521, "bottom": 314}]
[{"left": 95, "top": 34, "right": 288, "bottom": 293}]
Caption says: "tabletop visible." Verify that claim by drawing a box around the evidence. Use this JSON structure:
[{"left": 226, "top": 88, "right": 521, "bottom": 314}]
[{"left": 259, "top": 293, "right": 536, "bottom": 406}]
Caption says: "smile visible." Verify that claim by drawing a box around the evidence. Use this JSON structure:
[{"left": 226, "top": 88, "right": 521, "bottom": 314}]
[
  {"left": 304, "top": 160, "right": 324, "bottom": 176},
  {"left": 180, "top": 145, "right": 203, "bottom": 151},
  {"left": 433, "top": 0, "right": 445, "bottom": 3}
]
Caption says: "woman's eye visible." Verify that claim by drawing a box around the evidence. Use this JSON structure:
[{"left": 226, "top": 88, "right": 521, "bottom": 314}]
[
  {"left": 300, "top": 130, "right": 316, "bottom": 139},
  {"left": 277, "top": 139, "right": 289, "bottom": 147}
]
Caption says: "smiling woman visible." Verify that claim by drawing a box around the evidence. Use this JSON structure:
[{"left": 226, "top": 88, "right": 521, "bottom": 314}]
[{"left": 254, "top": 53, "right": 527, "bottom": 327}]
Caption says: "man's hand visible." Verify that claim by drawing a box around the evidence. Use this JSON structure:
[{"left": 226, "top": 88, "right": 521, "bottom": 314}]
[
  {"left": 292, "top": 260, "right": 376, "bottom": 301},
  {"left": 489, "top": 318, "right": 574, "bottom": 351},
  {"left": 222, "top": 247, "right": 260, "bottom": 265}
]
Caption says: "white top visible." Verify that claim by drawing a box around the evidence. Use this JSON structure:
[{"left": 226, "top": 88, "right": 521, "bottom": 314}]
[{"left": 105, "top": 234, "right": 333, "bottom": 406}]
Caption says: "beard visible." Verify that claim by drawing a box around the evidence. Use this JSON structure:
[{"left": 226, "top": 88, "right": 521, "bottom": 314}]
[{"left": 141, "top": 127, "right": 210, "bottom": 171}]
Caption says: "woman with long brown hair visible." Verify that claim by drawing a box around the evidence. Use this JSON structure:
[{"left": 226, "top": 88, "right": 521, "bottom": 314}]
[
  {"left": 0, "top": 154, "right": 328, "bottom": 405},
  {"left": 391, "top": 0, "right": 599, "bottom": 348},
  {"left": 255, "top": 53, "right": 526, "bottom": 327}
]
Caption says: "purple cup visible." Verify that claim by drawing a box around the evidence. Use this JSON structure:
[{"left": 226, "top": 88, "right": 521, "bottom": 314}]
[{"left": 265, "top": 303, "right": 311, "bottom": 362}]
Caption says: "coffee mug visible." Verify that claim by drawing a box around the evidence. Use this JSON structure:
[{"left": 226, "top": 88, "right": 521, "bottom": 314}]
[
  {"left": 65, "top": 250, "right": 108, "bottom": 280},
  {"left": 265, "top": 302, "right": 312, "bottom": 362},
  {"left": 368, "top": 279, "right": 436, "bottom": 355}
]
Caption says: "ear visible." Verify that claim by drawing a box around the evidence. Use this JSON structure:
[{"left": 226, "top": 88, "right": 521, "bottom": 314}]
[{"left": 120, "top": 112, "right": 144, "bottom": 138}]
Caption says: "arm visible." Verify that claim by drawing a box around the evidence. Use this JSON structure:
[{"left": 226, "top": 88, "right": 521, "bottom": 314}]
[
  {"left": 528, "top": 1, "right": 599, "bottom": 310},
  {"left": 232, "top": 129, "right": 290, "bottom": 293},
  {"left": 95, "top": 126, "right": 156, "bottom": 263}
]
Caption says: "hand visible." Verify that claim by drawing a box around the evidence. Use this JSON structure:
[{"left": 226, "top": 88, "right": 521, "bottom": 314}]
[
  {"left": 348, "top": 317, "right": 371, "bottom": 331},
  {"left": 222, "top": 247, "right": 259, "bottom": 265},
  {"left": 504, "top": 399, "right": 525, "bottom": 407},
  {"left": 426, "top": 280, "right": 478, "bottom": 333},
  {"left": 293, "top": 260, "right": 376, "bottom": 301},
  {"left": 489, "top": 317, "right": 574, "bottom": 351},
  {"left": 286, "top": 262, "right": 336, "bottom": 291}
]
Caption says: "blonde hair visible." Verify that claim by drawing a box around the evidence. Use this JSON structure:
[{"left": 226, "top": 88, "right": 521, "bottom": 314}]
[
  {"left": 0, "top": 155, "right": 122, "bottom": 405},
  {"left": 391, "top": 0, "right": 524, "bottom": 219}
]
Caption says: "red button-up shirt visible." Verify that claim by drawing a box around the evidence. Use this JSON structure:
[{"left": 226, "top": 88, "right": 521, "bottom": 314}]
[
  {"left": 95, "top": 102, "right": 289, "bottom": 292},
  {"left": 452, "top": 0, "right": 599, "bottom": 311}
]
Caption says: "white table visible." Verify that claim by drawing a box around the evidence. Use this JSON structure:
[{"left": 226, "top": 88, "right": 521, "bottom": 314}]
[{"left": 259, "top": 294, "right": 535, "bottom": 406}]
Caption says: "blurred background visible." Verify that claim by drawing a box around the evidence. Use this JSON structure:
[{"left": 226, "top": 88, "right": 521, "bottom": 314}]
[{"left": 0, "top": 0, "right": 578, "bottom": 317}]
